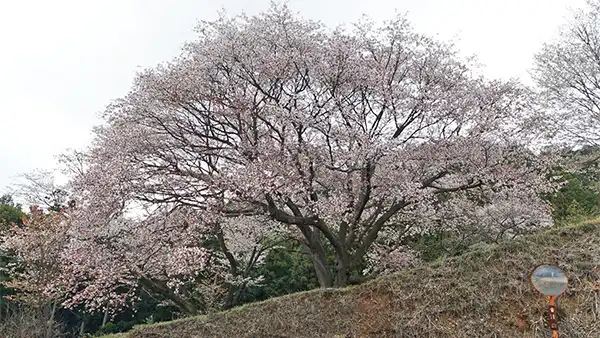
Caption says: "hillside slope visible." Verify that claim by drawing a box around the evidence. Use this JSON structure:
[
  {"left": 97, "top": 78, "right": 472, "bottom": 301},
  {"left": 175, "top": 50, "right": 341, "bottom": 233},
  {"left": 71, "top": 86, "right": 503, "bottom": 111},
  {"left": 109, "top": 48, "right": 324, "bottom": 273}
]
[{"left": 104, "top": 220, "right": 600, "bottom": 338}]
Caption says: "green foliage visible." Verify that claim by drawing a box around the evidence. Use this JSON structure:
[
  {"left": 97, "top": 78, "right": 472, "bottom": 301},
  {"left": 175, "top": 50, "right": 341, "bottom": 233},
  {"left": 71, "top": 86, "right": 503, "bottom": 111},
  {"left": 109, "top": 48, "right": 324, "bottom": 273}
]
[
  {"left": 551, "top": 172, "right": 600, "bottom": 221},
  {"left": 239, "top": 241, "right": 320, "bottom": 304},
  {"left": 0, "top": 194, "right": 24, "bottom": 228},
  {"left": 0, "top": 194, "right": 19, "bottom": 207},
  {"left": 0, "top": 194, "right": 24, "bottom": 310},
  {"left": 545, "top": 148, "right": 600, "bottom": 222},
  {"left": 95, "top": 321, "right": 136, "bottom": 335}
]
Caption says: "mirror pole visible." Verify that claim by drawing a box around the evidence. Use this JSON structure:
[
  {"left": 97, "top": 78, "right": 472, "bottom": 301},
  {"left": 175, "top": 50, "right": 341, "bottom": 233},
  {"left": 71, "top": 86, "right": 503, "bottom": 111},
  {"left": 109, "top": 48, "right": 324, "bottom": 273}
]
[{"left": 548, "top": 296, "right": 558, "bottom": 338}]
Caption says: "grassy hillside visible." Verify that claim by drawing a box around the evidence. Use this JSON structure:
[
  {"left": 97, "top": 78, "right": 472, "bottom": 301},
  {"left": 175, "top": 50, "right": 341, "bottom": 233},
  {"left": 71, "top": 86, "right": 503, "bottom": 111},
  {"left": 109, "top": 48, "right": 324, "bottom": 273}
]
[{"left": 101, "top": 220, "right": 600, "bottom": 337}]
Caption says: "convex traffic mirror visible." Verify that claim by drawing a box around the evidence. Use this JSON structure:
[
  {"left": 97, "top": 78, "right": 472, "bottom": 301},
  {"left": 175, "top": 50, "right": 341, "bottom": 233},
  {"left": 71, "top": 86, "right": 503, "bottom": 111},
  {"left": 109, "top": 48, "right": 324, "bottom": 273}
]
[{"left": 531, "top": 264, "right": 568, "bottom": 296}]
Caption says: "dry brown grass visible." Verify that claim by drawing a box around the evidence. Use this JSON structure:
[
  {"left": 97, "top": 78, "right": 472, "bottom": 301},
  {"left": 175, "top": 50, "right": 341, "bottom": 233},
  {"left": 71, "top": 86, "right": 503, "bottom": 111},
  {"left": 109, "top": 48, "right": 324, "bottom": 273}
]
[
  {"left": 0, "top": 305, "right": 64, "bottom": 338},
  {"left": 101, "top": 219, "right": 600, "bottom": 338}
]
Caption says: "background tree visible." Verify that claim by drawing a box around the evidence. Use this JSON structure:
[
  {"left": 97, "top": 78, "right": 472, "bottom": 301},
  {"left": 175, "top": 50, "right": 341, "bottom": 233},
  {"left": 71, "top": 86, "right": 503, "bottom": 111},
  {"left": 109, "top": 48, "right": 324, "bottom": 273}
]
[
  {"left": 1, "top": 206, "right": 68, "bottom": 338},
  {"left": 533, "top": 0, "right": 600, "bottom": 146},
  {"left": 0, "top": 194, "right": 25, "bottom": 324},
  {"left": 12, "top": 171, "right": 71, "bottom": 211},
  {"left": 544, "top": 146, "right": 600, "bottom": 221},
  {"left": 0, "top": 195, "right": 24, "bottom": 229}
]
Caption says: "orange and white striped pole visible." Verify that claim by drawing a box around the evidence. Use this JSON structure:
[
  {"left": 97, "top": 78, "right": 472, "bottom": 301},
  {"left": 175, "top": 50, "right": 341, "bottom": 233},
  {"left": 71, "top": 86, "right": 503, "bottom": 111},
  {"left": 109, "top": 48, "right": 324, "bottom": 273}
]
[{"left": 548, "top": 296, "right": 559, "bottom": 338}]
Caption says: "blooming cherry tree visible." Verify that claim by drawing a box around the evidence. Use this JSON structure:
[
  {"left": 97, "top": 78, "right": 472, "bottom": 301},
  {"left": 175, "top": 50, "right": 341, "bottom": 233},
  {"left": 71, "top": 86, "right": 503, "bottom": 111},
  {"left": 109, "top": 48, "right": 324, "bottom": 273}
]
[
  {"left": 2, "top": 185, "right": 274, "bottom": 316},
  {"left": 1, "top": 206, "right": 67, "bottom": 307},
  {"left": 72, "top": 4, "right": 552, "bottom": 289}
]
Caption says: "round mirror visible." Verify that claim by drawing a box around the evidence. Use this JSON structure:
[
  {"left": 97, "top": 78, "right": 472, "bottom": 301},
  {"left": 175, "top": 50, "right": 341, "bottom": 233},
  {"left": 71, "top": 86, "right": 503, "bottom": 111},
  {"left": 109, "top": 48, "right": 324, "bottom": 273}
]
[{"left": 530, "top": 265, "right": 568, "bottom": 296}]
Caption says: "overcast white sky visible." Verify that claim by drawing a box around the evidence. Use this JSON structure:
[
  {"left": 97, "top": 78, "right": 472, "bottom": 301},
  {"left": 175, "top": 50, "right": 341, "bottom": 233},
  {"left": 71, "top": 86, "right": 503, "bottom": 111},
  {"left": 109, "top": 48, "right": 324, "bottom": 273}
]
[{"left": 0, "top": 0, "right": 585, "bottom": 196}]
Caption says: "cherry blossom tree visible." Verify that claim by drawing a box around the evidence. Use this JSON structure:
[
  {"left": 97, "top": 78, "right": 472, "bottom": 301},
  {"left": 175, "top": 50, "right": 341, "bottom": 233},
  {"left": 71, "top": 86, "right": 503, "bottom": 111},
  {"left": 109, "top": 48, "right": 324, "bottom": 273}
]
[
  {"left": 76, "top": 4, "right": 552, "bottom": 288},
  {"left": 1, "top": 207, "right": 64, "bottom": 306},
  {"left": 533, "top": 0, "right": 600, "bottom": 146},
  {"left": 2, "top": 167, "right": 277, "bottom": 316},
  {"left": 60, "top": 154, "right": 279, "bottom": 314},
  {"left": 2, "top": 204, "right": 275, "bottom": 317},
  {"left": 0, "top": 206, "right": 67, "bottom": 338}
]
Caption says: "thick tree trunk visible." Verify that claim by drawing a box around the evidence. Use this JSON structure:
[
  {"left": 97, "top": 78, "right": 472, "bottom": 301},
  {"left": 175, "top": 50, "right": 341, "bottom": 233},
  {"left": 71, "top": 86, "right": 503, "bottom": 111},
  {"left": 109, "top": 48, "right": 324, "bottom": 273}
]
[
  {"left": 223, "top": 285, "right": 236, "bottom": 309},
  {"left": 223, "top": 281, "right": 251, "bottom": 309},
  {"left": 306, "top": 232, "right": 333, "bottom": 288},
  {"left": 266, "top": 196, "right": 407, "bottom": 289},
  {"left": 311, "top": 251, "right": 333, "bottom": 287},
  {"left": 334, "top": 257, "right": 350, "bottom": 287}
]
